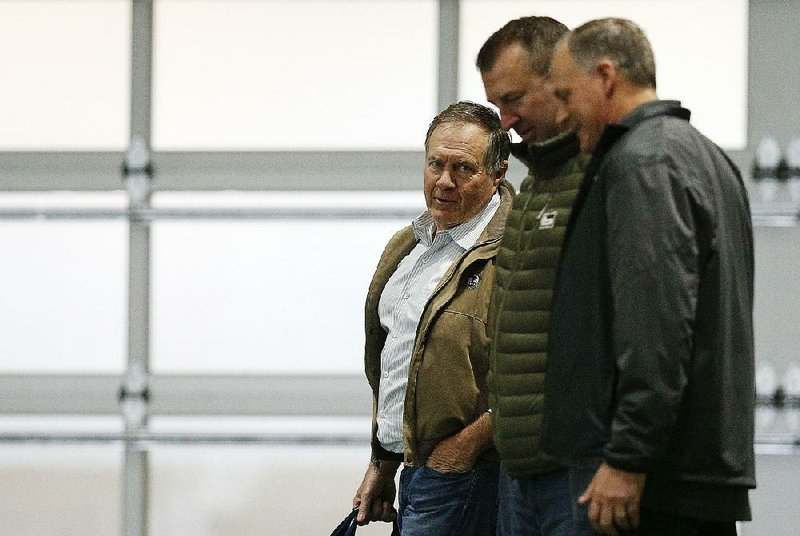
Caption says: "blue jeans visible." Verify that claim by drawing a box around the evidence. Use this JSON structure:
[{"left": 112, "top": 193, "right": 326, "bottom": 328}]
[
  {"left": 497, "top": 462, "right": 600, "bottom": 536},
  {"left": 398, "top": 458, "right": 499, "bottom": 535}
]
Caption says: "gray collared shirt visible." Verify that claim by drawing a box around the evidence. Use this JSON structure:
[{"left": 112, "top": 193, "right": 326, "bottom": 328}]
[{"left": 376, "top": 192, "right": 500, "bottom": 453}]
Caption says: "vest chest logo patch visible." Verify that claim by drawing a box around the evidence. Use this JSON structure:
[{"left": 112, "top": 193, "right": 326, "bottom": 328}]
[
  {"left": 539, "top": 209, "right": 557, "bottom": 230},
  {"left": 466, "top": 274, "right": 481, "bottom": 289}
]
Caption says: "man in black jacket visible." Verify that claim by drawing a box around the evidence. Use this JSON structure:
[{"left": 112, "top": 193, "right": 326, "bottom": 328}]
[{"left": 546, "top": 18, "right": 755, "bottom": 536}]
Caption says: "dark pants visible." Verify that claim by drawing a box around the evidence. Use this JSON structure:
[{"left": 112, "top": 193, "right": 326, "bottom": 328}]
[
  {"left": 398, "top": 458, "right": 499, "bottom": 535},
  {"left": 497, "top": 463, "right": 598, "bottom": 536},
  {"left": 622, "top": 510, "right": 738, "bottom": 536}
]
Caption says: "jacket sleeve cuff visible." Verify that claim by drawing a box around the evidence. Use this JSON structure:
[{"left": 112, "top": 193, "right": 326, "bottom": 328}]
[
  {"left": 371, "top": 441, "right": 404, "bottom": 464},
  {"left": 603, "top": 447, "right": 650, "bottom": 473}
]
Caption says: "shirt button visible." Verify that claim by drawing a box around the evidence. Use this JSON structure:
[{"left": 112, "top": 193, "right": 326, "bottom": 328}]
[{"left": 383, "top": 371, "right": 389, "bottom": 378}]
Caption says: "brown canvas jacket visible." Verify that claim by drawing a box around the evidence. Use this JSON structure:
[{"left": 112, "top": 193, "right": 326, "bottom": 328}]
[{"left": 364, "top": 180, "right": 513, "bottom": 467}]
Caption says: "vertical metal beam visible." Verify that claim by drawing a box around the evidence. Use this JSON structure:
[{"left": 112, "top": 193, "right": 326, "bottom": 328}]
[
  {"left": 437, "top": 0, "right": 459, "bottom": 113},
  {"left": 121, "top": 2, "right": 154, "bottom": 536},
  {"left": 130, "top": 0, "right": 153, "bottom": 146}
]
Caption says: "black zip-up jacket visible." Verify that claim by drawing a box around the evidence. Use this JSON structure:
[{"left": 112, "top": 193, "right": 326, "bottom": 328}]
[{"left": 542, "top": 101, "right": 756, "bottom": 521}]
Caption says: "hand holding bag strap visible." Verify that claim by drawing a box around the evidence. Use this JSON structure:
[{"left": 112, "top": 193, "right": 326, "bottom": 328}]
[
  {"left": 329, "top": 508, "right": 400, "bottom": 536},
  {"left": 329, "top": 508, "right": 358, "bottom": 536}
]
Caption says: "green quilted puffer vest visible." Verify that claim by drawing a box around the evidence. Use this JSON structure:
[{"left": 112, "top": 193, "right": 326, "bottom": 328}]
[{"left": 488, "top": 133, "right": 589, "bottom": 478}]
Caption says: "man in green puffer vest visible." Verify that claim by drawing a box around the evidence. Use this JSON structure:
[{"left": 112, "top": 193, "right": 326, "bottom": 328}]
[{"left": 477, "top": 16, "right": 592, "bottom": 535}]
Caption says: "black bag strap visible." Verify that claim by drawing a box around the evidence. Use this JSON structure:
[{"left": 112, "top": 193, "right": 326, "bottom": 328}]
[{"left": 330, "top": 508, "right": 400, "bottom": 536}]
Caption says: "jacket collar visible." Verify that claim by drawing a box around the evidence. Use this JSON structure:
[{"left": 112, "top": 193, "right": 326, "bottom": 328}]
[
  {"left": 477, "top": 178, "right": 514, "bottom": 245},
  {"left": 619, "top": 99, "right": 689, "bottom": 129},
  {"left": 511, "top": 131, "right": 581, "bottom": 175},
  {"left": 413, "top": 191, "right": 501, "bottom": 250},
  {"left": 565, "top": 101, "right": 691, "bottom": 249},
  {"left": 368, "top": 178, "right": 514, "bottom": 314},
  {"left": 390, "top": 178, "right": 514, "bottom": 261},
  {"left": 586, "top": 100, "right": 690, "bottom": 179}
]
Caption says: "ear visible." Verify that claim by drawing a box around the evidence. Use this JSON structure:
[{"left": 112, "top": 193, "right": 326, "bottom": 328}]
[
  {"left": 494, "top": 160, "right": 508, "bottom": 187},
  {"left": 595, "top": 59, "right": 617, "bottom": 97}
]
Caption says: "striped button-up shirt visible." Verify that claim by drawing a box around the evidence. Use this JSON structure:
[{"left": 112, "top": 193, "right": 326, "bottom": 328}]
[{"left": 376, "top": 193, "right": 500, "bottom": 453}]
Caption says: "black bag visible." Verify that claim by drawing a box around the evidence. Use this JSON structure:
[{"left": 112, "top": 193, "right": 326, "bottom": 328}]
[{"left": 330, "top": 508, "right": 400, "bottom": 536}]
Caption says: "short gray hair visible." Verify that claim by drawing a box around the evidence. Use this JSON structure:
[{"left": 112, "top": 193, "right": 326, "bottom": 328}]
[
  {"left": 425, "top": 101, "right": 511, "bottom": 175},
  {"left": 566, "top": 18, "right": 656, "bottom": 89}
]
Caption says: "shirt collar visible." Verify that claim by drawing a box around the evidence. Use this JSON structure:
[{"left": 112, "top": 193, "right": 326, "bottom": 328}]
[{"left": 412, "top": 191, "right": 500, "bottom": 250}]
